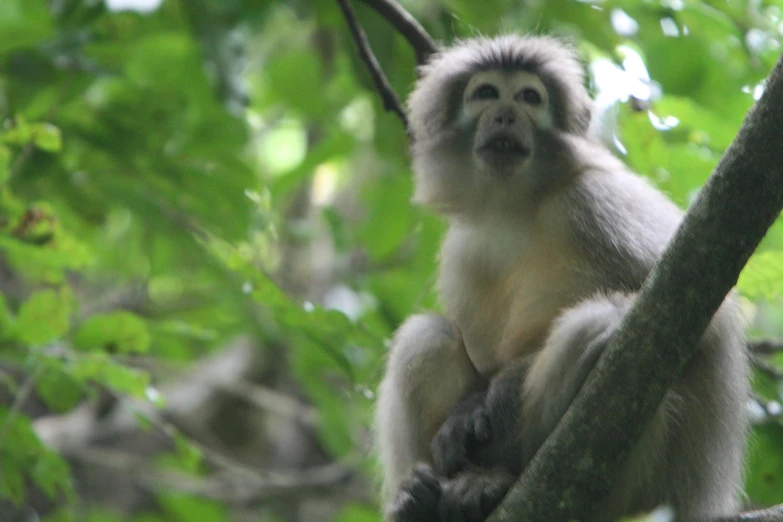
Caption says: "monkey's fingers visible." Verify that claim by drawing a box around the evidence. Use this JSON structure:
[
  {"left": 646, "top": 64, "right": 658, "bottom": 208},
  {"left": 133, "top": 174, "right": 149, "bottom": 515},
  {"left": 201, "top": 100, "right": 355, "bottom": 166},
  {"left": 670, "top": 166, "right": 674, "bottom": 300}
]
[
  {"left": 387, "top": 464, "right": 442, "bottom": 522},
  {"left": 410, "top": 463, "right": 441, "bottom": 494},
  {"left": 432, "top": 440, "right": 471, "bottom": 477},
  {"left": 472, "top": 408, "right": 491, "bottom": 444},
  {"left": 478, "top": 471, "right": 514, "bottom": 515},
  {"left": 438, "top": 470, "right": 514, "bottom": 522},
  {"left": 432, "top": 393, "right": 490, "bottom": 476}
]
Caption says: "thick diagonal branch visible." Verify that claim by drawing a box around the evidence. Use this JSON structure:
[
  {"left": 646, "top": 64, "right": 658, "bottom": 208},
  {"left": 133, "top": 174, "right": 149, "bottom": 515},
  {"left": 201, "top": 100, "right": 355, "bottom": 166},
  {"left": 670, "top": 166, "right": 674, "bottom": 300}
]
[{"left": 488, "top": 49, "right": 783, "bottom": 522}]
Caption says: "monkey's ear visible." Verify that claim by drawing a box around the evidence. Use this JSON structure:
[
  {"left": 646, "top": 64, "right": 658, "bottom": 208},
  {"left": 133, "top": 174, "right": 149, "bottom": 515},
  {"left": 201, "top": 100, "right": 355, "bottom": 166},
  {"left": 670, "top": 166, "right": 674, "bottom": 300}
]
[
  {"left": 569, "top": 94, "right": 593, "bottom": 135},
  {"left": 548, "top": 83, "right": 592, "bottom": 135}
]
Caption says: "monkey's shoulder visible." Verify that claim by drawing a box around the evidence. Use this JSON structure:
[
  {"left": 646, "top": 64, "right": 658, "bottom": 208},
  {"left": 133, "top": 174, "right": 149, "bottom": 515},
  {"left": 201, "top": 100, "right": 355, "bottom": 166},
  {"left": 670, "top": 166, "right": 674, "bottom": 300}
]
[{"left": 560, "top": 165, "right": 685, "bottom": 288}]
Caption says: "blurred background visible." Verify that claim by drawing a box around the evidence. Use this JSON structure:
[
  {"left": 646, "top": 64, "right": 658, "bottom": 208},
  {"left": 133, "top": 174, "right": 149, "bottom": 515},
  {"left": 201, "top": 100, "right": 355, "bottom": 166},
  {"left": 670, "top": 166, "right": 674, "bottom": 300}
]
[{"left": 2, "top": 0, "right": 783, "bottom": 521}]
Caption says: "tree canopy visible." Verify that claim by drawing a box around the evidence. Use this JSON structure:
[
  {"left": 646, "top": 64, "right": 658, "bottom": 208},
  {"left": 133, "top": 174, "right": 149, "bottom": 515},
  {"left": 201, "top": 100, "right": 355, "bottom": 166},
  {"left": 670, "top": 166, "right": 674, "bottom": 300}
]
[{"left": 2, "top": 1, "right": 783, "bottom": 521}]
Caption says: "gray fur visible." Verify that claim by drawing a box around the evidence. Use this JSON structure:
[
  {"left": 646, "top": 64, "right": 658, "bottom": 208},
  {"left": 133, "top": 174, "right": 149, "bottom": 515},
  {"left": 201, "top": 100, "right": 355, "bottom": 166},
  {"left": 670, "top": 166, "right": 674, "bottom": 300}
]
[{"left": 376, "top": 34, "right": 749, "bottom": 522}]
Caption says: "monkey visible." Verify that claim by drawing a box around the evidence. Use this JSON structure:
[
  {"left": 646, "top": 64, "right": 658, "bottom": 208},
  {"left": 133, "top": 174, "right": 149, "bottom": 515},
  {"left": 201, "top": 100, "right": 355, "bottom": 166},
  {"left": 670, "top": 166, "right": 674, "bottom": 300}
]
[{"left": 374, "top": 35, "right": 749, "bottom": 522}]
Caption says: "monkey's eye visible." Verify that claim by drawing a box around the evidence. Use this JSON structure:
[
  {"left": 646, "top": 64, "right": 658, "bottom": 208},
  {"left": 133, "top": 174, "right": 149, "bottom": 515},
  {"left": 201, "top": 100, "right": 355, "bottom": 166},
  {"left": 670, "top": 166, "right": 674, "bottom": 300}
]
[
  {"left": 471, "top": 84, "right": 499, "bottom": 100},
  {"left": 518, "top": 88, "right": 542, "bottom": 105}
]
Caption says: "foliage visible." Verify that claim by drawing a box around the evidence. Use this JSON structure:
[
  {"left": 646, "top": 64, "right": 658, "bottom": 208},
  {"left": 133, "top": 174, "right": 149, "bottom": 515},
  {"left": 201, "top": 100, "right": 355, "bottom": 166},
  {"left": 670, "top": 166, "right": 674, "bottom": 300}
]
[{"left": 0, "top": 0, "right": 782, "bottom": 521}]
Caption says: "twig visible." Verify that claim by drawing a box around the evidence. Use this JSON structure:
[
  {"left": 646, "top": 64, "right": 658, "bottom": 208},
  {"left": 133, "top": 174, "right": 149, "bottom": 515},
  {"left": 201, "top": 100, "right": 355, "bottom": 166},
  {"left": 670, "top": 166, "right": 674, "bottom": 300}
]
[
  {"left": 752, "top": 393, "right": 783, "bottom": 422},
  {"left": 142, "top": 460, "right": 357, "bottom": 503},
  {"left": 356, "top": 0, "right": 438, "bottom": 64},
  {"left": 214, "top": 379, "right": 318, "bottom": 427},
  {"left": 712, "top": 504, "right": 783, "bottom": 521},
  {"left": 70, "top": 445, "right": 358, "bottom": 504},
  {"left": 751, "top": 354, "right": 783, "bottom": 380},
  {"left": 0, "top": 366, "right": 42, "bottom": 444},
  {"left": 749, "top": 339, "right": 783, "bottom": 355},
  {"left": 336, "top": 0, "right": 409, "bottom": 128}
]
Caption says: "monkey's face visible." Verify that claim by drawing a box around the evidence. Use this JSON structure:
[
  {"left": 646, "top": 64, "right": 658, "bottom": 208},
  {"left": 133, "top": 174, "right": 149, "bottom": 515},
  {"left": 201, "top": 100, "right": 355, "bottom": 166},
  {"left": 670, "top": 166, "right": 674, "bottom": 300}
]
[
  {"left": 462, "top": 70, "right": 551, "bottom": 179},
  {"left": 408, "top": 36, "right": 591, "bottom": 217}
]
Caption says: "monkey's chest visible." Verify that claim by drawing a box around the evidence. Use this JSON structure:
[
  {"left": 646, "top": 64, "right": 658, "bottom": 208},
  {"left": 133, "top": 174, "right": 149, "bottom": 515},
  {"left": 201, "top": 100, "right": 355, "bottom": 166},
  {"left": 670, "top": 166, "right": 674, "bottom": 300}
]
[{"left": 445, "top": 251, "right": 588, "bottom": 377}]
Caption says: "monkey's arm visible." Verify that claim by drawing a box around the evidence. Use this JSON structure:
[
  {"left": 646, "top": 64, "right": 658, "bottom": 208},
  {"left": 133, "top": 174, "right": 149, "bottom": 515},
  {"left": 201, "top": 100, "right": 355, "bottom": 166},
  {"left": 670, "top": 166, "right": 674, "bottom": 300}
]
[
  {"left": 432, "top": 295, "right": 631, "bottom": 476},
  {"left": 431, "top": 359, "right": 528, "bottom": 477},
  {"left": 427, "top": 295, "right": 634, "bottom": 522},
  {"left": 519, "top": 294, "right": 632, "bottom": 463}
]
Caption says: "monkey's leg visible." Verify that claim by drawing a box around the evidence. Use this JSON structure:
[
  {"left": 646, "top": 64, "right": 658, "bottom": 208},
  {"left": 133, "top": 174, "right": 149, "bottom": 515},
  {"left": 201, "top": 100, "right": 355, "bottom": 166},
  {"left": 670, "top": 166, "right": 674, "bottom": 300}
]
[
  {"left": 431, "top": 359, "right": 529, "bottom": 477},
  {"left": 376, "top": 314, "right": 485, "bottom": 517},
  {"left": 433, "top": 294, "right": 637, "bottom": 522},
  {"left": 519, "top": 293, "right": 634, "bottom": 463},
  {"left": 430, "top": 362, "right": 528, "bottom": 522},
  {"left": 521, "top": 293, "right": 736, "bottom": 521}
]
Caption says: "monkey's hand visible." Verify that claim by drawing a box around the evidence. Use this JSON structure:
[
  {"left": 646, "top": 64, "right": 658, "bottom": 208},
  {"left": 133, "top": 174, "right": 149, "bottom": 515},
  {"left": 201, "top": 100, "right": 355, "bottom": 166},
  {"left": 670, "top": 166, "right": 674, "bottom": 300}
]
[
  {"left": 387, "top": 464, "right": 442, "bottom": 522},
  {"left": 438, "top": 469, "right": 515, "bottom": 522},
  {"left": 431, "top": 391, "right": 490, "bottom": 477}
]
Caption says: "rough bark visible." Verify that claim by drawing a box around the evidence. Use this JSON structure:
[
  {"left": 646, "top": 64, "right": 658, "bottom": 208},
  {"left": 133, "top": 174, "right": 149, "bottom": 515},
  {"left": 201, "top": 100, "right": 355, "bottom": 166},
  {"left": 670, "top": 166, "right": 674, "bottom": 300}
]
[{"left": 488, "top": 42, "right": 783, "bottom": 522}]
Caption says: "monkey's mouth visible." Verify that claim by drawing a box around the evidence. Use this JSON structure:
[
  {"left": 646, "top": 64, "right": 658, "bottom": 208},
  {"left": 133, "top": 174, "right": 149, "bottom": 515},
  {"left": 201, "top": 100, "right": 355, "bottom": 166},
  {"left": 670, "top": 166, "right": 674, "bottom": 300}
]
[{"left": 478, "top": 135, "right": 530, "bottom": 156}]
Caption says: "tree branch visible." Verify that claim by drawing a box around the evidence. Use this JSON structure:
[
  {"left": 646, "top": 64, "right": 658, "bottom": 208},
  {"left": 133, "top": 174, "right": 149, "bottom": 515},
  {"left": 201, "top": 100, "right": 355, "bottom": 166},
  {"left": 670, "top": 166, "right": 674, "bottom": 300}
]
[
  {"left": 70, "top": 446, "right": 357, "bottom": 504},
  {"left": 750, "top": 339, "right": 783, "bottom": 355},
  {"left": 336, "top": 0, "right": 409, "bottom": 128},
  {"left": 751, "top": 354, "right": 783, "bottom": 380},
  {"left": 488, "top": 49, "right": 783, "bottom": 522},
  {"left": 713, "top": 505, "right": 783, "bottom": 521},
  {"left": 356, "top": 0, "right": 438, "bottom": 64}
]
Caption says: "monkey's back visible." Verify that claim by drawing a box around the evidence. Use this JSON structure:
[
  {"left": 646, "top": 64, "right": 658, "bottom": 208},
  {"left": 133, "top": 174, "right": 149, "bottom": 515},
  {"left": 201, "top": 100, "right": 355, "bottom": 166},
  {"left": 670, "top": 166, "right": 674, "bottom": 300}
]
[{"left": 562, "top": 143, "right": 749, "bottom": 519}]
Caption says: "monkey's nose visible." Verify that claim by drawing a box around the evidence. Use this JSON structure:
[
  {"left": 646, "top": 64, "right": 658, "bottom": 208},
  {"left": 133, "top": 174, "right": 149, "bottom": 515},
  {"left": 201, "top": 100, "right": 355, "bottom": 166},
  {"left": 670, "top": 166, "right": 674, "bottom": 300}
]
[{"left": 493, "top": 109, "right": 516, "bottom": 125}]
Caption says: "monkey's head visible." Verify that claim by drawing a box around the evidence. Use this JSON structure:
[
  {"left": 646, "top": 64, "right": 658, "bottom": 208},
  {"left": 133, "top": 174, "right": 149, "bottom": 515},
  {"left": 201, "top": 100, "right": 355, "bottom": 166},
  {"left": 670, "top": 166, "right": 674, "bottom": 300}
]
[{"left": 407, "top": 35, "right": 592, "bottom": 216}]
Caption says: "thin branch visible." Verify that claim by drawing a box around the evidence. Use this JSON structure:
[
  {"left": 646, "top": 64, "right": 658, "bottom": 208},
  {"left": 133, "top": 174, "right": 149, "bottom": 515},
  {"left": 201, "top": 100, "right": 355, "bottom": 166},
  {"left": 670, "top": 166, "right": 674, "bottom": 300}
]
[
  {"left": 142, "top": 460, "right": 357, "bottom": 503},
  {"left": 713, "top": 505, "right": 783, "bottom": 522},
  {"left": 213, "top": 379, "right": 318, "bottom": 427},
  {"left": 752, "top": 354, "right": 783, "bottom": 380},
  {"left": 356, "top": 0, "right": 438, "bottom": 64},
  {"left": 0, "top": 366, "right": 42, "bottom": 444},
  {"left": 70, "top": 445, "right": 357, "bottom": 504},
  {"left": 336, "top": 0, "right": 409, "bottom": 128},
  {"left": 752, "top": 393, "right": 783, "bottom": 422},
  {"left": 750, "top": 339, "right": 783, "bottom": 355}
]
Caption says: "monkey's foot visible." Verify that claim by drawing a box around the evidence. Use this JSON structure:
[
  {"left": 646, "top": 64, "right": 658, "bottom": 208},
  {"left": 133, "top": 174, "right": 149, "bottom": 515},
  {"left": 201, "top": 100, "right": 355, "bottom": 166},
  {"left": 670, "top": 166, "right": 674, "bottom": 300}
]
[
  {"left": 438, "top": 470, "right": 515, "bottom": 522},
  {"left": 387, "top": 464, "right": 442, "bottom": 522},
  {"left": 431, "top": 391, "right": 490, "bottom": 477}
]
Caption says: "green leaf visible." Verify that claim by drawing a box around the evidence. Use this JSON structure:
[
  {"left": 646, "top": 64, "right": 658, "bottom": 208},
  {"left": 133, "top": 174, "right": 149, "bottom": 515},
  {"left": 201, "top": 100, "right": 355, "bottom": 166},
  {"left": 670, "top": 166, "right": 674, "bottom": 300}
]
[
  {"left": 266, "top": 49, "right": 325, "bottom": 116},
  {"left": 74, "top": 311, "right": 151, "bottom": 354},
  {"left": 31, "top": 449, "right": 73, "bottom": 501},
  {"left": 16, "top": 288, "right": 71, "bottom": 345},
  {"left": 0, "top": 459, "right": 25, "bottom": 506},
  {"left": 0, "top": 232, "right": 93, "bottom": 284},
  {"left": 360, "top": 173, "right": 414, "bottom": 259},
  {"left": 654, "top": 97, "right": 737, "bottom": 151},
  {"left": 173, "top": 433, "right": 203, "bottom": 473},
  {"left": 0, "top": 120, "right": 61, "bottom": 152},
  {"left": 158, "top": 493, "right": 228, "bottom": 522},
  {"left": 0, "top": 0, "right": 54, "bottom": 55},
  {"left": 0, "top": 293, "right": 12, "bottom": 336},
  {"left": 71, "top": 353, "right": 150, "bottom": 398},
  {"left": 32, "top": 123, "right": 62, "bottom": 153},
  {"left": 35, "top": 367, "right": 83, "bottom": 412},
  {"left": 336, "top": 504, "right": 382, "bottom": 522},
  {"left": 0, "top": 146, "right": 11, "bottom": 185},
  {"left": 0, "top": 420, "right": 73, "bottom": 506},
  {"left": 745, "top": 424, "right": 783, "bottom": 504},
  {"left": 738, "top": 251, "right": 783, "bottom": 300}
]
